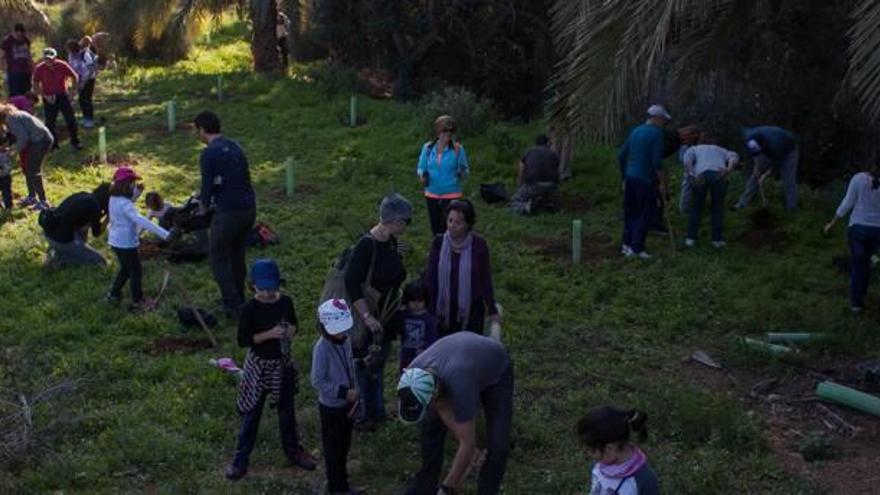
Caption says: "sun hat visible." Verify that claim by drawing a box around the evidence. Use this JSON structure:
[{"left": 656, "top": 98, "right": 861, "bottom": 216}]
[
  {"left": 250, "top": 259, "right": 281, "bottom": 291},
  {"left": 112, "top": 166, "right": 141, "bottom": 183},
  {"left": 43, "top": 47, "right": 57, "bottom": 59},
  {"left": 397, "top": 368, "right": 437, "bottom": 424},
  {"left": 318, "top": 299, "right": 354, "bottom": 335},
  {"left": 646, "top": 104, "right": 672, "bottom": 120}
]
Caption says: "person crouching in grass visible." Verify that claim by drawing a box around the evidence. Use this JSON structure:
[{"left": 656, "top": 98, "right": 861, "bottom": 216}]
[
  {"left": 311, "top": 299, "right": 365, "bottom": 495},
  {"left": 105, "top": 166, "right": 172, "bottom": 312},
  {"left": 225, "top": 258, "right": 318, "bottom": 481}
]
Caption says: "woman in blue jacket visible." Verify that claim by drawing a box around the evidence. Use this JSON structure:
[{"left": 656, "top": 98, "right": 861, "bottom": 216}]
[{"left": 416, "top": 115, "right": 469, "bottom": 235}]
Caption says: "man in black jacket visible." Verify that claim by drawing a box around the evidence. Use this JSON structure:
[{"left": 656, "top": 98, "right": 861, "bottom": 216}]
[{"left": 39, "top": 182, "right": 110, "bottom": 267}]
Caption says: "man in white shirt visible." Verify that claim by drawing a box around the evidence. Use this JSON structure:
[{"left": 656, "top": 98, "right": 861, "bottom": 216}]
[{"left": 682, "top": 134, "right": 739, "bottom": 248}]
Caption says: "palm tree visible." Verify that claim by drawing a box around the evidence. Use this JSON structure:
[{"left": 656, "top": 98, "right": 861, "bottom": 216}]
[
  {"left": 549, "top": 0, "right": 880, "bottom": 140},
  {"left": 1, "top": 0, "right": 51, "bottom": 29}
]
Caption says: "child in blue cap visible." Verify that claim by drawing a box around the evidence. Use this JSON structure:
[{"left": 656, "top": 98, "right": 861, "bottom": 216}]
[{"left": 225, "top": 258, "right": 317, "bottom": 481}]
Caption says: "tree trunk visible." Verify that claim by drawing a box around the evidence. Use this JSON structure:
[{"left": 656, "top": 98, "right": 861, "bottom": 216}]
[{"left": 250, "top": 0, "right": 280, "bottom": 73}]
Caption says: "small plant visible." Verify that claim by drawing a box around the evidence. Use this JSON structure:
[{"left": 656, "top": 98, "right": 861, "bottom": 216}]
[
  {"left": 306, "top": 62, "right": 362, "bottom": 99},
  {"left": 418, "top": 87, "right": 492, "bottom": 138},
  {"left": 798, "top": 432, "right": 836, "bottom": 462}
]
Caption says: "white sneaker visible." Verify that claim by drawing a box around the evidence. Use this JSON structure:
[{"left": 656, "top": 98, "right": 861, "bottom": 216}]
[
  {"left": 82, "top": 119, "right": 95, "bottom": 129},
  {"left": 621, "top": 244, "right": 634, "bottom": 257},
  {"left": 637, "top": 251, "right": 652, "bottom": 259},
  {"left": 684, "top": 238, "right": 695, "bottom": 248},
  {"left": 712, "top": 241, "right": 727, "bottom": 249}
]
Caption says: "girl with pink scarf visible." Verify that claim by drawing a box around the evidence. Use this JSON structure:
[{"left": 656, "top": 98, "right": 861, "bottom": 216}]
[{"left": 577, "top": 405, "right": 660, "bottom": 495}]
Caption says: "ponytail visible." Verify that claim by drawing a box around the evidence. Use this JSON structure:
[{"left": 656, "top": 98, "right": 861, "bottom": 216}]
[{"left": 626, "top": 409, "right": 649, "bottom": 442}]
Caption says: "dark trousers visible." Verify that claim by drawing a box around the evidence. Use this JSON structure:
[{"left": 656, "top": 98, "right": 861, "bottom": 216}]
[
  {"left": 209, "top": 208, "right": 256, "bottom": 311},
  {"left": 7, "top": 71, "right": 31, "bottom": 96},
  {"left": 622, "top": 178, "right": 657, "bottom": 253},
  {"left": 0, "top": 175, "right": 11, "bottom": 208},
  {"left": 110, "top": 247, "right": 143, "bottom": 302},
  {"left": 320, "top": 403, "right": 354, "bottom": 492},
  {"left": 355, "top": 337, "right": 390, "bottom": 421},
  {"left": 440, "top": 300, "right": 487, "bottom": 337},
  {"left": 848, "top": 224, "right": 880, "bottom": 308},
  {"left": 43, "top": 93, "right": 80, "bottom": 147},
  {"left": 79, "top": 79, "right": 95, "bottom": 120},
  {"left": 425, "top": 197, "right": 452, "bottom": 236},
  {"left": 406, "top": 363, "right": 514, "bottom": 495},
  {"left": 687, "top": 171, "right": 728, "bottom": 242},
  {"left": 278, "top": 36, "right": 289, "bottom": 68},
  {"left": 233, "top": 367, "right": 301, "bottom": 469},
  {"left": 23, "top": 139, "right": 50, "bottom": 201}
]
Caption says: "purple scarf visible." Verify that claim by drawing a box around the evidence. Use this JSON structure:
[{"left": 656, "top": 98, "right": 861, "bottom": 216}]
[
  {"left": 598, "top": 448, "right": 646, "bottom": 479},
  {"left": 436, "top": 231, "right": 473, "bottom": 329}
]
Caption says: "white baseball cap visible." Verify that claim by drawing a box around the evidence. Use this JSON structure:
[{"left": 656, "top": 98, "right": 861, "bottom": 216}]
[
  {"left": 746, "top": 139, "right": 763, "bottom": 154},
  {"left": 646, "top": 104, "right": 672, "bottom": 120},
  {"left": 318, "top": 299, "right": 354, "bottom": 335}
]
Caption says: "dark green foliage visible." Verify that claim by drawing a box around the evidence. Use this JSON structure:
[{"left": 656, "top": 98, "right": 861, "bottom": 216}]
[{"left": 418, "top": 87, "right": 492, "bottom": 139}]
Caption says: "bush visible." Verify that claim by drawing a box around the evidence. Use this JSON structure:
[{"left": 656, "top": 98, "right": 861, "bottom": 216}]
[
  {"left": 306, "top": 62, "right": 361, "bottom": 99},
  {"left": 418, "top": 87, "right": 492, "bottom": 138}
]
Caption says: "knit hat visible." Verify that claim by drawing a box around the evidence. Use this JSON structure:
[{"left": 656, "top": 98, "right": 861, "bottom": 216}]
[{"left": 397, "top": 368, "right": 436, "bottom": 424}]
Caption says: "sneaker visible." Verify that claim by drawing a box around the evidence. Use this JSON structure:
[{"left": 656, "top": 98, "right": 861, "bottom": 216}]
[
  {"left": 129, "top": 298, "right": 158, "bottom": 313},
  {"left": 288, "top": 449, "right": 318, "bottom": 471},
  {"left": 712, "top": 241, "right": 727, "bottom": 249},
  {"left": 33, "top": 201, "right": 52, "bottom": 212},
  {"left": 18, "top": 196, "right": 37, "bottom": 208},
  {"left": 620, "top": 244, "right": 634, "bottom": 257},
  {"left": 729, "top": 204, "right": 741, "bottom": 212},
  {"left": 637, "top": 251, "right": 652, "bottom": 259},
  {"left": 851, "top": 306, "right": 864, "bottom": 315},
  {"left": 326, "top": 484, "right": 365, "bottom": 495},
  {"left": 224, "top": 464, "right": 247, "bottom": 481},
  {"left": 684, "top": 238, "right": 696, "bottom": 248},
  {"left": 82, "top": 119, "right": 95, "bottom": 129}
]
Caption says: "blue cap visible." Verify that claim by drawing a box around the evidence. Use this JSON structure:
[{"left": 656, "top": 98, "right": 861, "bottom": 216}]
[{"left": 250, "top": 259, "right": 281, "bottom": 291}]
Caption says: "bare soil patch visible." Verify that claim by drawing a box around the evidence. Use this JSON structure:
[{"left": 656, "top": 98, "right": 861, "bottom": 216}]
[
  {"left": 557, "top": 192, "right": 594, "bottom": 213},
  {"left": 80, "top": 153, "right": 141, "bottom": 168},
  {"left": 145, "top": 337, "right": 213, "bottom": 356},
  {"left": 735, "top": 208, "right": 787, "bottom": 251},
  {"left": 523, "top": 232, "right": 619, "bottom": 264},
  {"left": 680, "top": 354, "right": 880, "bottom": 493},
  {"left": 266, "top": 183, "right": 322, "bottom": 201}
]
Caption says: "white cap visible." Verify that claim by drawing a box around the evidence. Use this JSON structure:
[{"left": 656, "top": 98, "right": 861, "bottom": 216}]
[
  {"left": 646, "top": 104, "right": 671, "bottom": 120},
  {"left": 746, "top": 139, "right": 762, "bottom": 154},
  {"left": 318, "top": 299, "right": 354, "bottom": 335}
]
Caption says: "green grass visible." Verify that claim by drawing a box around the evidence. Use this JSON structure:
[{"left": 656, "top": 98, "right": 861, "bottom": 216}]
[{"left": 2, "top": 21, "right": 878, "bottom": 494}]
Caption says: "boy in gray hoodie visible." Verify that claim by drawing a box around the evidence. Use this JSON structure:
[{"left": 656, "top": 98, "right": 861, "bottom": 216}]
[{"left": 311, "top": 299, "right": 365, "bottom": 495}]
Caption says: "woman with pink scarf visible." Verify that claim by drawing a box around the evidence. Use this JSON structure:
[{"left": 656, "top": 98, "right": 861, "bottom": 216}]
[
  {"left": 424, "top": 199, "right": 500, "bottom": 336},
  {"left": 578, "top": 406, "right": 660, "bottom": 495}
]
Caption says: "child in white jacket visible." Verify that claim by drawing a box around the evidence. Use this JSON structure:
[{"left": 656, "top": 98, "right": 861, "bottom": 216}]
[{"left": 106, "top": 166, "right": 172, "bottom": 312}]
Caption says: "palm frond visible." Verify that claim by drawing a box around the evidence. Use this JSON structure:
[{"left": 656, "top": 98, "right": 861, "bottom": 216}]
[
  {"left": 548, "top": 0, "right": 736, "bottom": 140},
  {"left": 847, "top": 0, "right": 880, "bottom": 123}
]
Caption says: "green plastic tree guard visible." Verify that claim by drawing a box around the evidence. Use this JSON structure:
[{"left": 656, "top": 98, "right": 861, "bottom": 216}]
[
  {"left": 816, "top": 381, "right": 880, "bottom": 417},
  {"left": 766, "top": 333, "right": 826, "bottom": 343},
  {"left": 572, "top": 219, "right": 582, "bottom": 264},
  {"left": 285, "top": 157, "right": 295, "bottom": 198},
  {"left": 98, "top": 126, "right": 107, "bottom": 163},
  {"left": 350, "top": 95, "right": 357, "bottom": 127},
  {"left": 167, "top": 99, "right": 176, "bottom": 133},
  {"left": 741, "top": 337, "right": 793, "bottom": 355}
]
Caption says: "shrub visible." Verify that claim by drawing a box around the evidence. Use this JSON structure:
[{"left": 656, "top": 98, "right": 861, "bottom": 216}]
[
  {"left": 306, "top": 62, "right": 361, "bottom": 99},
  {"left": 418, "top": 87, "right": 492, "bottom": 138}
]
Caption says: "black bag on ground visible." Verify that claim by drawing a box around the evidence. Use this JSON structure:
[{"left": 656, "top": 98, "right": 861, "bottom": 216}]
[
  {"left": 480, "top": 182, "right": 508, "bottom": 203},
  {"left": 177, "top": 307, "right": 218, "bottom": 329}
]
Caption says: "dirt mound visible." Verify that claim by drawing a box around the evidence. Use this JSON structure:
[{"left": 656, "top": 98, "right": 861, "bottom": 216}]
[
  {"left": 557, "top": 192, "right": 593, "bottom": 212},
  {"left": 146, "top": 337, "right": 213, "bottom": 356},
  {"left": 266, "top": 183, "right": 321, "bottom": 200},
  {"left": 735, "top": 208, "right": 787, "bottom": 251},
  {"left": 523, "top": 232, "right": 618, "bottom": 263}
]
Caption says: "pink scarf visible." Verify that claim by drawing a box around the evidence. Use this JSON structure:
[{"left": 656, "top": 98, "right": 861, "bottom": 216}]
[{"left": 598, "top": 448, "right": 646, "bottom": 479}]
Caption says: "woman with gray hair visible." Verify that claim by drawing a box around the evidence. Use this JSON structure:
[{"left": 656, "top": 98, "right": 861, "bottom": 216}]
[{"left": 344, "top": 193, "right": 411, "bottom": 430}]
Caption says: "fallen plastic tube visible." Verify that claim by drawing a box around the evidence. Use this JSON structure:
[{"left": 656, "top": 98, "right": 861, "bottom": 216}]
[
  {"left": 741, "top": 337, "right": 793, "bottom": 355},
  {"left": 816, "top": 381, "right": 880, "bottom": 417},
  {"left": 766, "top": 333, "right": 826, "bottom": 343}
]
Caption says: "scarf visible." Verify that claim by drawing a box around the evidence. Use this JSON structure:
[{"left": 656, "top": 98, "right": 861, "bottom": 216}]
[
  {"left": 436, "top": 231, "right": 473, "bottom": 329},
  {"left": 598, "top": 447, "right": 647, "bottom": 479}
]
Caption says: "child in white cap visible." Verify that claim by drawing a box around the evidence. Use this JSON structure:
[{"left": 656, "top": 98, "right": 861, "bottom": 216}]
[{"left": 311, "top": 299, "right": 365, "bottom": 495}]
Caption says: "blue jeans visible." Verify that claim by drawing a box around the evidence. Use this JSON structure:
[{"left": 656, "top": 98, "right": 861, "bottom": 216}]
[
  {"left": 232, "top": 367, "right": 301, "bottom": 469},
  {"left": 848, "top": 224, "right": 880, "bottom": 308},
  {"left": 622, "top": 178, "right": 657, "bottom": 253},
  {"left": 355, "top": 337, "right": 390, "bottom": 421},
  {"left": 687, "top": 171, "right": 728, "bottom": 242}
]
